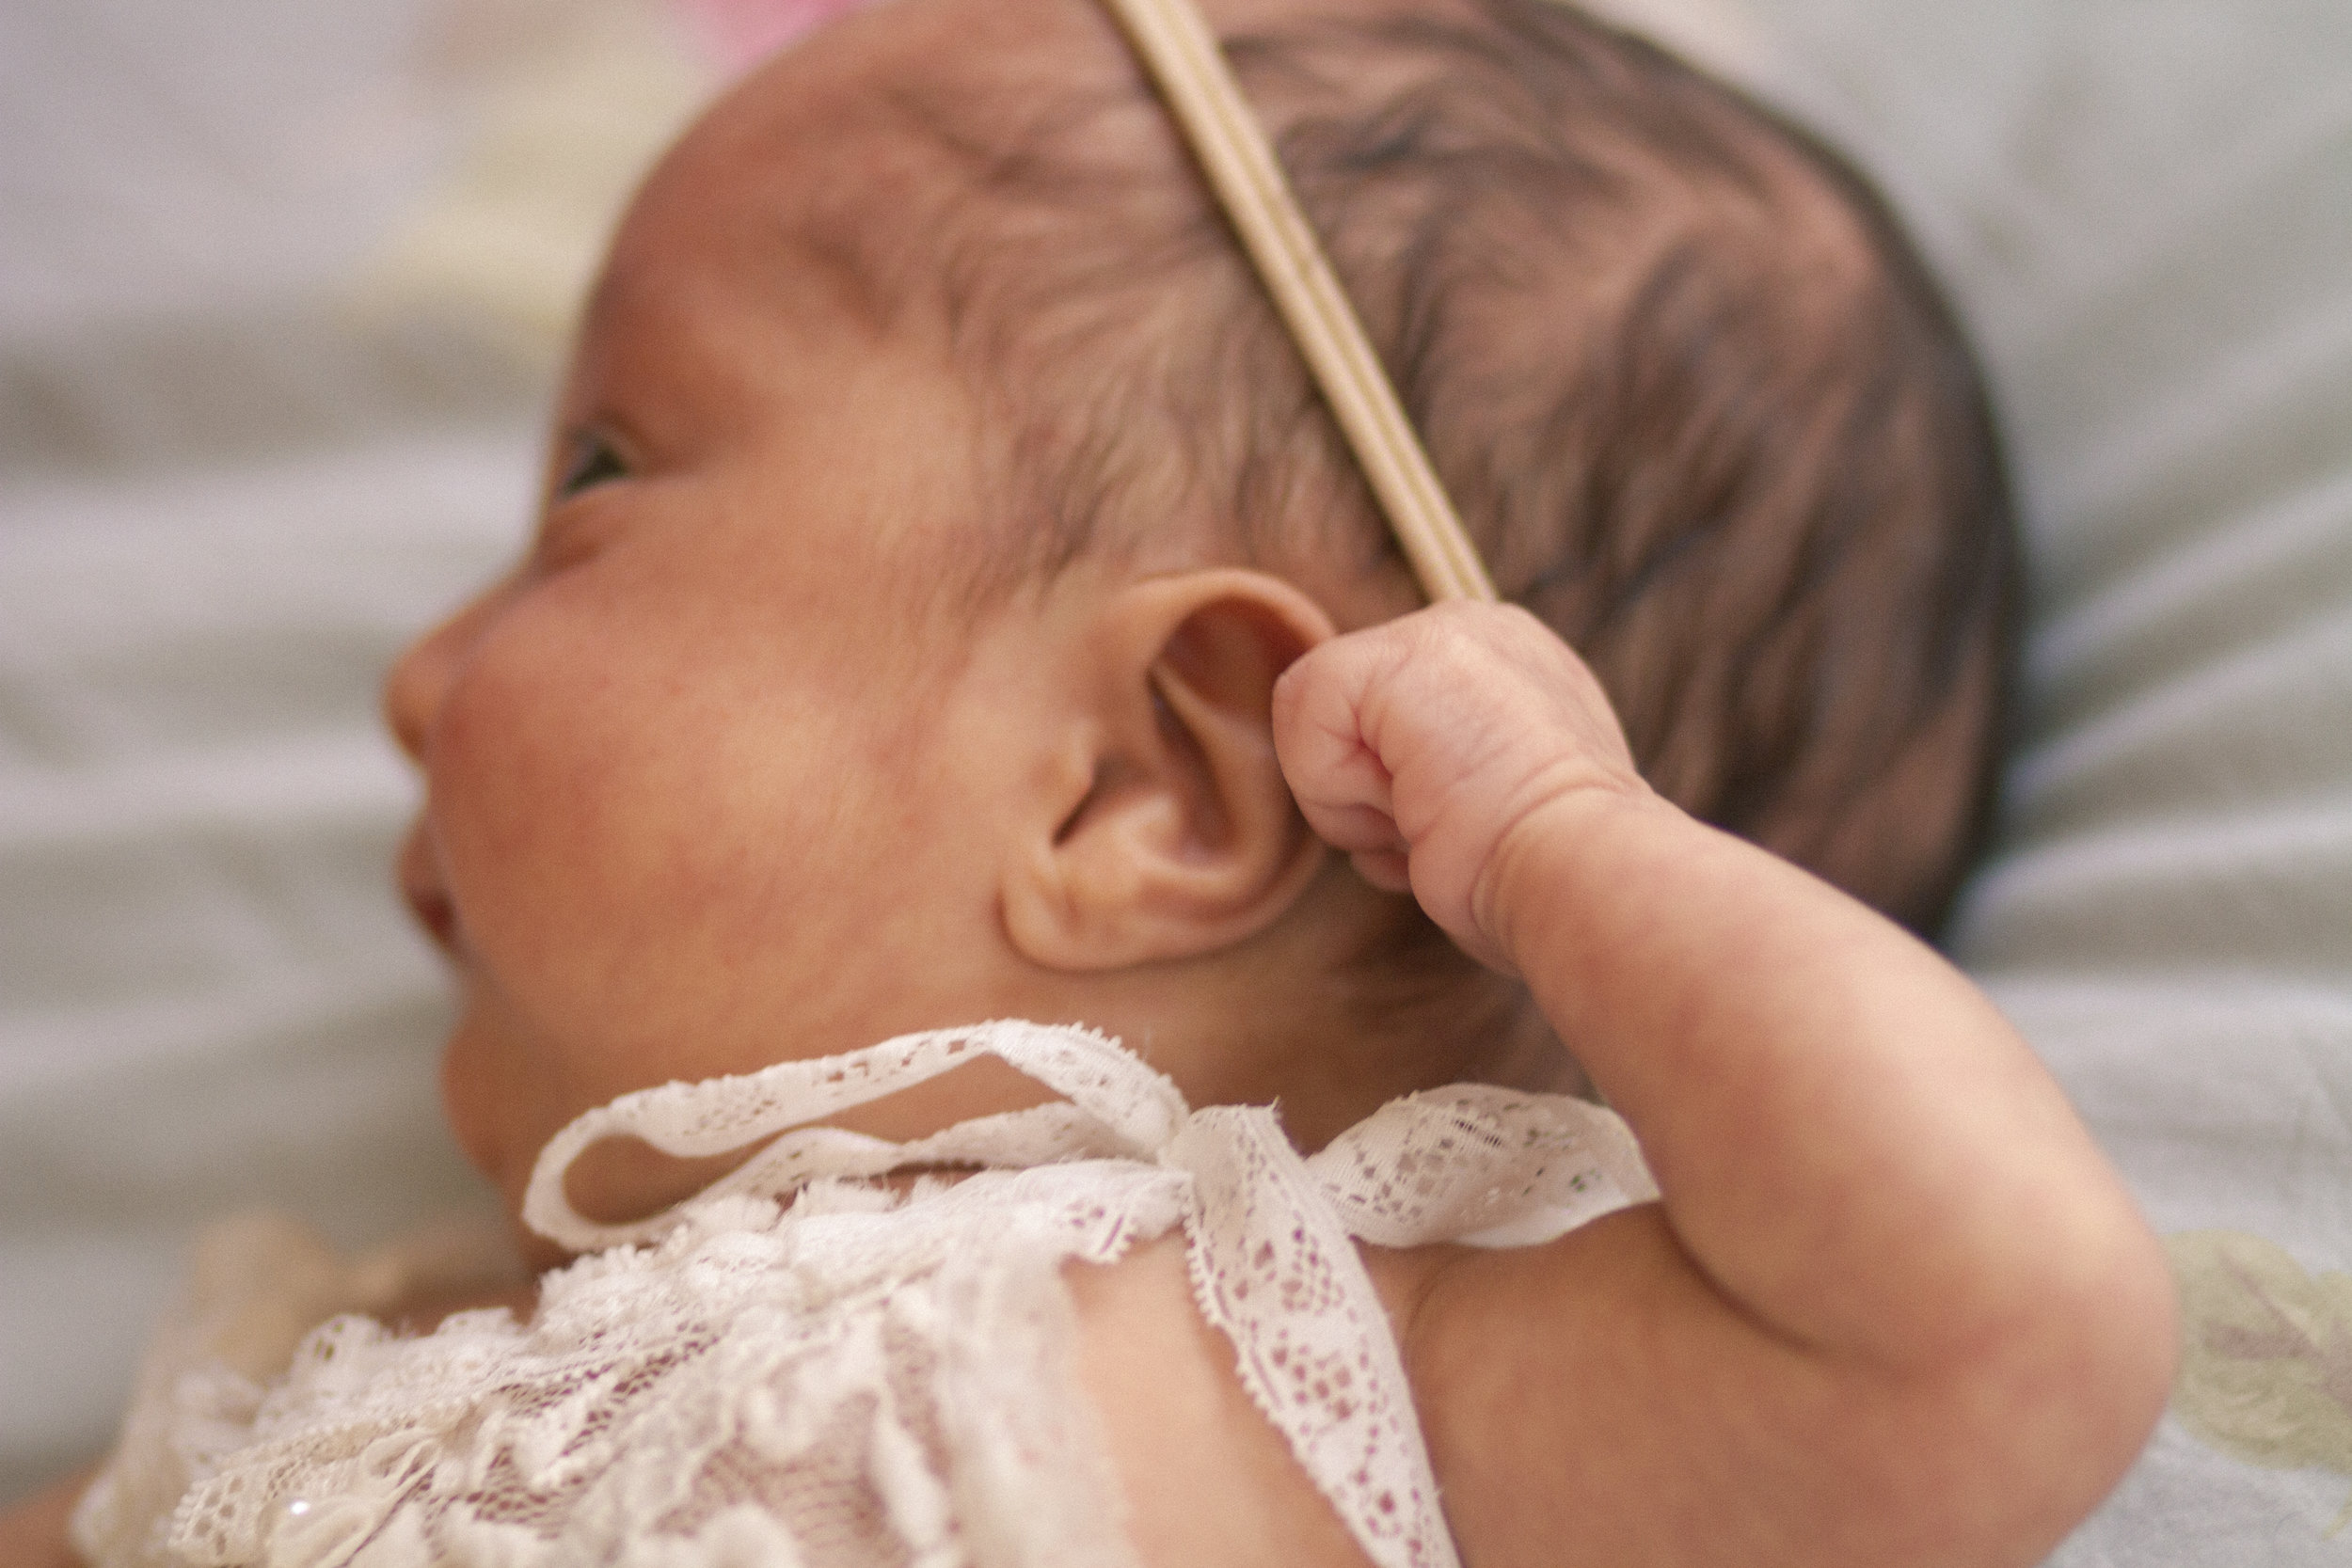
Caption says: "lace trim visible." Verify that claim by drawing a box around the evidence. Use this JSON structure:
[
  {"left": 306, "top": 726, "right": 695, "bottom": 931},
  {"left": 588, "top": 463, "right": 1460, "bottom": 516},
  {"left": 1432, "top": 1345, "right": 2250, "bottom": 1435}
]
[
  {"left": 517, "top": 1021, "right": 1653, "bottom": 1568},
  {"left": 1307, "top": 1084, "right": 1658, "bottom": 1249},
  {"left": 83, "top": 1022, "right": 1654, "bottom": 1568},
  {"left": 1174, "top": 1107, "right": 1457, "bottom": 1568},
  {"left": 524, "top": 1021, "right": 1187, "bottom": 1252}
]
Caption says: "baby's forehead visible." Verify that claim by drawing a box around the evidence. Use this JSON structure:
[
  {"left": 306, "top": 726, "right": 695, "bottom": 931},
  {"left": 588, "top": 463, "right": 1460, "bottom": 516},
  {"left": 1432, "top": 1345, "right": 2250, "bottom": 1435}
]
[
  {"left": 663, "top": 0, "right": 1122, "bottom": 195},
  {"left": 593, "top": 0, "right": 1323, "bottom": 423},
  {"left": 602, "top": 0, "right": 1128, "bottom": 326}
]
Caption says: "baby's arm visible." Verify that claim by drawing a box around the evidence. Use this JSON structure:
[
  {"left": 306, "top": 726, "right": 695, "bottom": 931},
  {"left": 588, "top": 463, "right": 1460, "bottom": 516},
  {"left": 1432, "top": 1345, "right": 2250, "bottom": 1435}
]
[{"left": 1272, "top": 603, "right": 2176, "bottom": 1568}]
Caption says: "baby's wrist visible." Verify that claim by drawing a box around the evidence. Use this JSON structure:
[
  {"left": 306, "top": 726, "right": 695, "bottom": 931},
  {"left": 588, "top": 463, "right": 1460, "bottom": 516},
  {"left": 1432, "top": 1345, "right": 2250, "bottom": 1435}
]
[{"left": 1469, "top": 782, "right": 1667, "bottom": 974}]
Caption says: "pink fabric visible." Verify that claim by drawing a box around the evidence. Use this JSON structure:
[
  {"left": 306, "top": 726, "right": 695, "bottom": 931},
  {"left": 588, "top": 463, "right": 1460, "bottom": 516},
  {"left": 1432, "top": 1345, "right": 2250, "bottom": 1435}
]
[{"left": 667, "top": 0, "right": 881, "bottom": 72}]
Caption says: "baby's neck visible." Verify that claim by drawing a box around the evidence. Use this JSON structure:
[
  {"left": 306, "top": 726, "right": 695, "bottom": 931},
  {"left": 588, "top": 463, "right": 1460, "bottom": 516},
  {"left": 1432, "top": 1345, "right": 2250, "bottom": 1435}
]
[{"left": 1074, "top": 973, "right": 1570, "bottom": 1153}]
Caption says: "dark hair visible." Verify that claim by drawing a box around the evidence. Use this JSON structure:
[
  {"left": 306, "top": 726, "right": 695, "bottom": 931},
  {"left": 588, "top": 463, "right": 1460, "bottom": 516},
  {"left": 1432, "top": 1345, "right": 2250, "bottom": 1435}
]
[{"left": 815, "top": 0, "right": 2017, "bottom": 935}]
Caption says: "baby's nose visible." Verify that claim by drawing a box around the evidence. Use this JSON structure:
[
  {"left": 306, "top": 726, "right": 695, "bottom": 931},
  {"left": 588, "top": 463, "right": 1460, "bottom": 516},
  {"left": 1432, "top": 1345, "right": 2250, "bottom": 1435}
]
[
  {"left": 383, "top": 625, "right": 453, "bottom": 765},
  {"left": 384, "top": 588, "right": 497, "bottom": 764}
]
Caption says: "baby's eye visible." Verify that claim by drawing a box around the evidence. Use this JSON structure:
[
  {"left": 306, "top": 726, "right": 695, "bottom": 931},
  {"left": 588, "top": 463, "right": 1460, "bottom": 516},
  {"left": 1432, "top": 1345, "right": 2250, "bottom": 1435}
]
[{"left": 552, "top": 430, "right": 630, "bottom": 500}]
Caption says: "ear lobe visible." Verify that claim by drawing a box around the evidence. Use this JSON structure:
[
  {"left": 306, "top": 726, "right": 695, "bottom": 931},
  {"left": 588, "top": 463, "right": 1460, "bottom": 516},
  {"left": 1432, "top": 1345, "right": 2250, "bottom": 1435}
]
[{"left": 1005, "top": 572, "right": 1336, "bottom": 973}]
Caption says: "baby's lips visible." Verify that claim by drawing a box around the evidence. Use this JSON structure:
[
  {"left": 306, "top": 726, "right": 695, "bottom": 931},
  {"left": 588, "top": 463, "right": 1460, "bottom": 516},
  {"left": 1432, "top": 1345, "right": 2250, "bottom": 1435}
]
[{"left": 398, "top": 826, "right": 464, "bottom": 958}]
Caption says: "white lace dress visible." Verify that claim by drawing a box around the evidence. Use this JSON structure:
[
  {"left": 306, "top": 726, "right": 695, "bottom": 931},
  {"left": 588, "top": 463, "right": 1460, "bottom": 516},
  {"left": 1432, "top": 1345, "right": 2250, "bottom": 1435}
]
[{"left": 72, "top": 1021, "right": 1654, "bottom": 1568}]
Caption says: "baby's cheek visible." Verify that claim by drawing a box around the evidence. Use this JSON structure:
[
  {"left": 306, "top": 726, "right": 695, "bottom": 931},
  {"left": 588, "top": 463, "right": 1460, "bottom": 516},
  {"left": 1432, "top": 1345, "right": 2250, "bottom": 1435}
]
[
  {"left": 429, "top": 655, "right": 664, "bottom": 1000},
  {"left": 433, "top": 662, "right": 837, "bottom": 1044}
]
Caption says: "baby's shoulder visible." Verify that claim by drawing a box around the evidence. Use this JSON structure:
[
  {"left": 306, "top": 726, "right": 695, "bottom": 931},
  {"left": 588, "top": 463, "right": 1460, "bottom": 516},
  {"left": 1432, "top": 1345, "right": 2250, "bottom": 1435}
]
[{"left": 1063, "top": 1233, "right": 1401, "bottom": 1568}]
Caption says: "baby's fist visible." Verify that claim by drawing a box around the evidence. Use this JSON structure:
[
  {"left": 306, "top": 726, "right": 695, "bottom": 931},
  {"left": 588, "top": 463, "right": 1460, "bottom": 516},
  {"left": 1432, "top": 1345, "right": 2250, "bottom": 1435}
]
[{"left": 1270, "top": 603, "right": 1647, "bottom": 973}]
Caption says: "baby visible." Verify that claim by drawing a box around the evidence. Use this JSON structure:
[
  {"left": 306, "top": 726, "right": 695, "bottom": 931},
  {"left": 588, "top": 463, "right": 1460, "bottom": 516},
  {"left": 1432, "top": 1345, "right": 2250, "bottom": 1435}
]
[{"left": 9, "top": 0, "right": 2177, "bottom": 1562}]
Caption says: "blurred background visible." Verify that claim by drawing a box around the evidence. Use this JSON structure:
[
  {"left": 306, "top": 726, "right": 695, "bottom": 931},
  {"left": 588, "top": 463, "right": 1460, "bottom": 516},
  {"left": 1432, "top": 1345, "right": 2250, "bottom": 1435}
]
[
  {"left": 0, "top": 0, "right": 734, "bottom": 1503},
  {"left": 4, "top": 0, "right": 2348, "bottom": 1559}
]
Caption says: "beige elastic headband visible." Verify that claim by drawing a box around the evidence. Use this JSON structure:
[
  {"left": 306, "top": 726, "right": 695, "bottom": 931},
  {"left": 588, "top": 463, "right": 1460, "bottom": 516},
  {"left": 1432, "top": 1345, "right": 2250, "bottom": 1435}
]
[{"left": 1098, "top": 0, "right": 1499, "bottom": 604}]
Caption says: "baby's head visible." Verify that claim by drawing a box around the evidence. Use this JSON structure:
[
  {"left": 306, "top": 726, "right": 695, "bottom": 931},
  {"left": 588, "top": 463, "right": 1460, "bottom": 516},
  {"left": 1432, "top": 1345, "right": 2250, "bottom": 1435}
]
[{"left": 387, "top": 0, "right": 2015, "bottom": 1244}]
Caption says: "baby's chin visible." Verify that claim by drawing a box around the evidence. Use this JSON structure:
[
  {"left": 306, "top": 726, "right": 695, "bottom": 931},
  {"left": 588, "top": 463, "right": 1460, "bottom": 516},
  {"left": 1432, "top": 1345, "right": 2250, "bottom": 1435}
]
[
  {"left": 437, "top": 1018, "right": 509, "bottom": 1175},
  {"left": 433, "top": 1001, "right": 566, "bottom": 1237}
]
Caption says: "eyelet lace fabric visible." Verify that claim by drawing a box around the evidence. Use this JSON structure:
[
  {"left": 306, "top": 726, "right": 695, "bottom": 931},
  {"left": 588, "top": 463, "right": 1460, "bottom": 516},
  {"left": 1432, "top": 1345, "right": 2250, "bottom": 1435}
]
[{"left": 73, "top": 1021, "right": 1655, "bottom": 1568}]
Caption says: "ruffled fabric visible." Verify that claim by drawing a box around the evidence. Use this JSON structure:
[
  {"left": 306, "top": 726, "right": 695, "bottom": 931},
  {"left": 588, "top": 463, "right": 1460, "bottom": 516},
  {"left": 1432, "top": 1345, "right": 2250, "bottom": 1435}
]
[{"left": 74, "top": 1021, "right": 1653, "bottom": 1568}]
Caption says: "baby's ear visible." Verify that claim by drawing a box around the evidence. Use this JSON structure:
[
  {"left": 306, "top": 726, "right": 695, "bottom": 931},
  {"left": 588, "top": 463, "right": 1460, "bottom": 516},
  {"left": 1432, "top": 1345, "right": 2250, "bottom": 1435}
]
[{"left": 1003, "top": 570, "right": 1335, "bottom": 972}]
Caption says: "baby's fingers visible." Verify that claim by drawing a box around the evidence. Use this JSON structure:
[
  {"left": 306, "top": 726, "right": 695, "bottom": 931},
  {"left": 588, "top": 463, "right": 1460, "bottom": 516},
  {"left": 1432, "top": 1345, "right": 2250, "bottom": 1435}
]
[
  {"left": 1304, "top": 799, "right": 1408, "bottom": 857},
  {"left": 1273, "top": 603, "right": 1647, "bottom": 970},
  {"left": 1299, "top": 787, "right": 1416, "bottom": 895},
  {"left": 1270, "top": 639, "right": 1404, "bottom": 830},
  {"left": 1271, "top": 629, "right": 1432, "bottom": 900}
]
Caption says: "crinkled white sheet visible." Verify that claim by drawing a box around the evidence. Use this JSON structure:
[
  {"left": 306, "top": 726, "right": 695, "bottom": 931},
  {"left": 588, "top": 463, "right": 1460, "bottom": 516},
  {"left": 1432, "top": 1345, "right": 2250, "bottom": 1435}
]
[
  {"left": 1734, "top": 1, "right": 2352, "bottom": 1556},
  {"left": 5, "top": 0, "right": 2349, "bottom": 1557}
]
